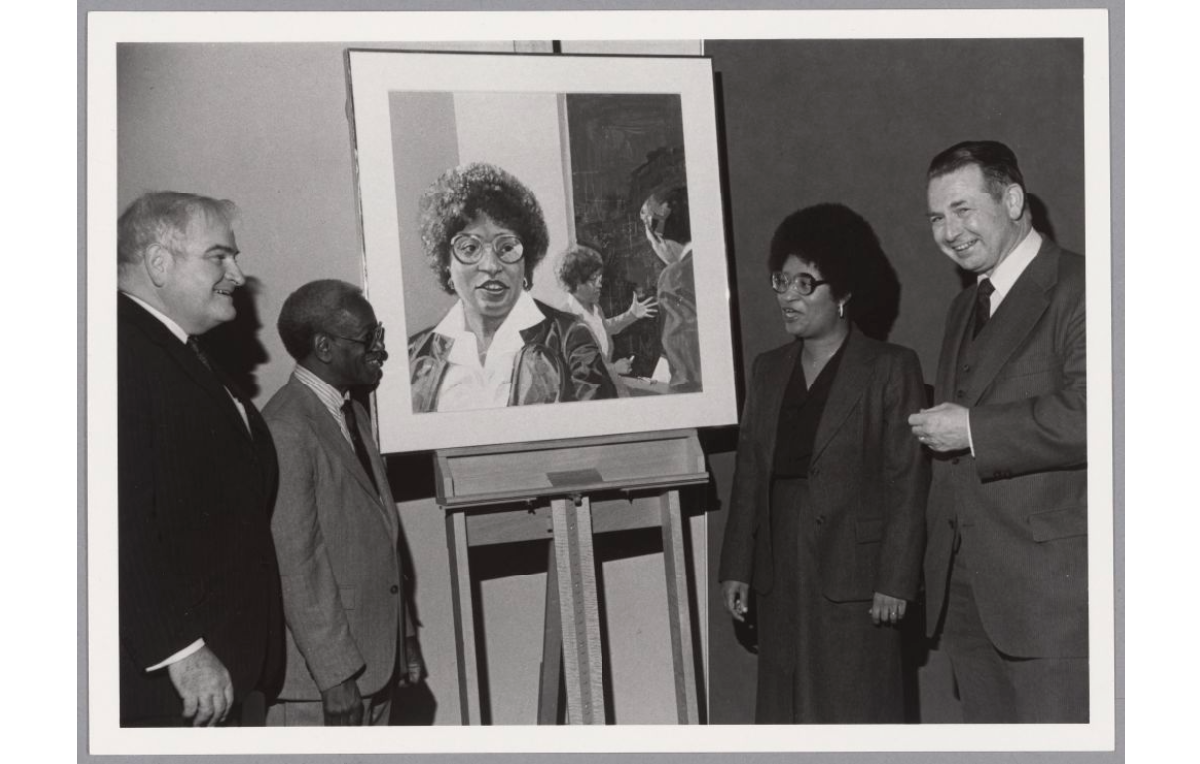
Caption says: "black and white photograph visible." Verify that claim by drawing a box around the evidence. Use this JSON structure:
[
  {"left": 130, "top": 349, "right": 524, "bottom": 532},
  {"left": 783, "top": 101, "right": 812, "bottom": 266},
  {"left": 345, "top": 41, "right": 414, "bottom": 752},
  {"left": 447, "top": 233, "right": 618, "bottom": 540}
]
[
  {"left": 347, "top": 50, "right": 738, "bottom": 453},
  {"left": 81, "top": 5, "right": 1118, "bottom": 758}
]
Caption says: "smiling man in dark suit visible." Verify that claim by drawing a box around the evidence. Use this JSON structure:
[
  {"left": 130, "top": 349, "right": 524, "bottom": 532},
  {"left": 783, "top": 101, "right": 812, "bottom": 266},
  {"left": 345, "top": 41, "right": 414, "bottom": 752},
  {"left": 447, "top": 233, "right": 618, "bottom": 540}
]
[
  {"left": 263, "top": 280, "right": 422, "bottom": 726},
  {"left": 117, "top": 192, "right": 283, "bottom": 726},
  {"left": 909, "top": 141, "right": 1088, "bottom": 723}
]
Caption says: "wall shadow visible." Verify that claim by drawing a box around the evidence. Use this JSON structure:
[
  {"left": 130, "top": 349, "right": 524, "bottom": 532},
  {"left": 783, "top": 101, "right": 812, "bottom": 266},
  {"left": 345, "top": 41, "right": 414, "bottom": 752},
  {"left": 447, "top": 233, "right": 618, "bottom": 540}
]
[{"left": 203, "top": 275, "right": 270, "bottom": 399}]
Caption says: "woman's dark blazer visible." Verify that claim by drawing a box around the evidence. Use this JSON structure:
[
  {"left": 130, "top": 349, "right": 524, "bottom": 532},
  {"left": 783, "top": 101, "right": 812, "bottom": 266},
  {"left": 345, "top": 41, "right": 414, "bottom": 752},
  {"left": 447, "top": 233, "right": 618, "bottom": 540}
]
[{"left": 718, "top": 328, "right": 930, "bottom": 603}]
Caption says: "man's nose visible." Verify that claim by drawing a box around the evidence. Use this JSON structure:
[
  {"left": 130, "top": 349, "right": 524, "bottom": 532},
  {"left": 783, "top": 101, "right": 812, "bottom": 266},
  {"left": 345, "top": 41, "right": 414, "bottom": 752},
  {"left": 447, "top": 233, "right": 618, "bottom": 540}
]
[
  {"left": 943, "top": 216, "right": 963, "bottom": 240},
  {"left": 226, "top": 259, "right": 246, "bottom": 286}
]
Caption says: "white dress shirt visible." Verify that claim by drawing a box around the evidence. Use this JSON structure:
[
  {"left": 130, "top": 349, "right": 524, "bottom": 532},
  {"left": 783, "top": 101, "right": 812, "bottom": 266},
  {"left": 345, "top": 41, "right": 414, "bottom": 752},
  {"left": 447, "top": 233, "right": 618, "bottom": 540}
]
[
  {"left": 432, "top": 290, "right": 547, "bottom": 412},
  {"left": 564, "top": 293, "right": 611, "bottom": 359},
  {"left": 966, "top": 228, "right": 1043, "bottom": 454}
]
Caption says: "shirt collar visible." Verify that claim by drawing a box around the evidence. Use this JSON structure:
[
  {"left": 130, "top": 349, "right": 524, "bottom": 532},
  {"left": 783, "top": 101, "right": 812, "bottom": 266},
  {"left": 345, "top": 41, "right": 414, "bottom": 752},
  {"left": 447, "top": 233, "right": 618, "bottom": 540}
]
[
  {"left": 293, "top": 364, "right": 349, "bottom": 422},
  {"left": 982, "top": 227, "right": 1042, "bottom": 302},
  {"left": 121, "top": 291, "right": 189, "bottom": 344},
  {"left": 434, "top": 290, "right": 545, "bottom": 368},
  {"left": 565, "top": 293, "right": 592, "bottom": 315}
]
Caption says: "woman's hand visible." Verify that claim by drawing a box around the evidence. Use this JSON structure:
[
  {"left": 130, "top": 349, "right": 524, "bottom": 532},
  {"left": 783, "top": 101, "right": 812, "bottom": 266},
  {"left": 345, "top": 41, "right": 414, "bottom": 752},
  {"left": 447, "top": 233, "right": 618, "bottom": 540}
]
[
  {"left": 869, "top": 592, "right": 907, "bottom": 626},
  {"left": 722, "top": 580, "right": 751, "bottom": 622},
  {"left": 628, "top": 293, "right": 659, "bottom": 320},
  {"left": 613, "top": 356, "right": 634, "bottom": 375}
]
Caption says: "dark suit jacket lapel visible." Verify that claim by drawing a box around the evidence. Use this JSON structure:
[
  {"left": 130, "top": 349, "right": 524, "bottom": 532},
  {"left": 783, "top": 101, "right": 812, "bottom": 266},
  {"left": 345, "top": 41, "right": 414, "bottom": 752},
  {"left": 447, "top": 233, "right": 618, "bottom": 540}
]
[
  {"left": 811, "top": 330, "right": 874, "bottom": 466},
  {"left": 758, "top": 341, "right": 800, "bottom": 470},
  {"left": 963, "top": 241, "right": 1060, "bottom": 406},
  {"left": 938, "top": 290, "right": 974, "bottom": 401},
  {"left": 119, "top": 294, "right": 253, "bottom": 442}
]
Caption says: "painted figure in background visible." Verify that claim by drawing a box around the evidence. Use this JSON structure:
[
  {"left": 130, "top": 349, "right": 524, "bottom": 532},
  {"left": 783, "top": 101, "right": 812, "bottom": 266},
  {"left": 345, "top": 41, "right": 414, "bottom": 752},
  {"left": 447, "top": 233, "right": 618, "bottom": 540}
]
[
  {"left": 719, "top": 204, "right": 929, "bottom": 723},
  {"left": 264, "top": 280, "right": 423, "bottom": 726},
  {"left": 910, "top": 140, "right": 1088, "bottom": 723},
  {"left": 117, "top": 192, "right": 283, "bottom": 726},
  {"left": 641, "top": 183, "right": 702, "bottom": 393},
  {"left": 558, "top": 242, "right": 658, "bottom": 387},
  {"left": 408, "top": 162, "right": 616, "bottom": 412}
]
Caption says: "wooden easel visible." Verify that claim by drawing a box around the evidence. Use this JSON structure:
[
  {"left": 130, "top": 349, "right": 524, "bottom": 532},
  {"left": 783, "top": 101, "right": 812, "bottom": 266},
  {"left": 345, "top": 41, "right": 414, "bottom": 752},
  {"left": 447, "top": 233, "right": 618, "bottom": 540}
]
[{"left": 434, "top": 428, "right": 707, "bottom": 725}]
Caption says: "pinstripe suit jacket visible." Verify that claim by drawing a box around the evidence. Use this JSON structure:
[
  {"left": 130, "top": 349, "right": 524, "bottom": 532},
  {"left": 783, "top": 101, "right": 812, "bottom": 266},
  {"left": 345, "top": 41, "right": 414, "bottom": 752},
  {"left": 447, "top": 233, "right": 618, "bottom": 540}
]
[
  {"left": 263, "top": 376, "right": 410, "bottom": 700},
  {"left": 924, "top": 239, "right": 1088, "bottom": 658},
  {"left": 117, "top": 294, "right": 283, "bottom": 722}
]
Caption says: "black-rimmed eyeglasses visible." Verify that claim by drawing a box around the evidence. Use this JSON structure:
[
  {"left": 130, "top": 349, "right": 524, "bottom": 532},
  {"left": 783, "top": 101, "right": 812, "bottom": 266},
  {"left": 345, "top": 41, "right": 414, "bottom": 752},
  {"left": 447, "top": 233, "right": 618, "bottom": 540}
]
[
  {"left": 770, "top": 272, "right": 830, "bottom": 296},
  {"left": 450, "top": 233, "right": 525, "bottom": 265},
  {"left": 329, "top": 322, "right": 385, "bottom": 350}
]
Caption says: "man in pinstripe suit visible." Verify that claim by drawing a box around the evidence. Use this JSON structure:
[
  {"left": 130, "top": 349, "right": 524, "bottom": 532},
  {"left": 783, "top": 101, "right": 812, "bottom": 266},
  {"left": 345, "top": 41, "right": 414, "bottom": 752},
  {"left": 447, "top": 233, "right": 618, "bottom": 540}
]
[
  {"left": 909, "top": 141, "right": 1088, "bottom": 723},
  {"left": 117, "top": 192, "right": 283, "bottom": 726}
]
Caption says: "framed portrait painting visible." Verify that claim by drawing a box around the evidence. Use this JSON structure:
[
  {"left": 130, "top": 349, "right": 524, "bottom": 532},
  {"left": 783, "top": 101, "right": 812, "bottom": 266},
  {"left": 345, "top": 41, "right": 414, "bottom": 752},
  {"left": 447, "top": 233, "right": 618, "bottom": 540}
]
[{"left": 347, "top": 49, "right": 738, "bottom": 453}]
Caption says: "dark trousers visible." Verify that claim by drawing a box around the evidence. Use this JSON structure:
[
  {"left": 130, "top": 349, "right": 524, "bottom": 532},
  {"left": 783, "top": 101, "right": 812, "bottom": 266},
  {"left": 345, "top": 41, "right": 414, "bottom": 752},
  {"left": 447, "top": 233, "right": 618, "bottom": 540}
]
[{"left": 943, "top": 537, "right": 1089, "bottom": 723}]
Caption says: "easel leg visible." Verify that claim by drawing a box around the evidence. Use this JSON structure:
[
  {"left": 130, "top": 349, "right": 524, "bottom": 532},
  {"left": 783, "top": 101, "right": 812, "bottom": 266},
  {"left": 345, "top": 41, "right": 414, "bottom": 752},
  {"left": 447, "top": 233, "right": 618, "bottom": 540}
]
[
  {"left": 659, "top": 489, "right": 699, "bottom": 723},
  {"left": 446, "top": 510, "right": 482, "bottom": 725},
  {"left": 551, "top": 496, "right": 606, "bottom": 724},
  {"left": 537, "top": 541, "right": 563, "bottom": 724}
]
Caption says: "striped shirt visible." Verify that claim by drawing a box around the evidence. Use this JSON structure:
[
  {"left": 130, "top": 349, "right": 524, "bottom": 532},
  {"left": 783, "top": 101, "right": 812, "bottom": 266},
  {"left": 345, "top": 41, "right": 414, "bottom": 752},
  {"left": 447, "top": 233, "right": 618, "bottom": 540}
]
[{"left": 293, "top": 364, "right": 353, "bottom": 445}]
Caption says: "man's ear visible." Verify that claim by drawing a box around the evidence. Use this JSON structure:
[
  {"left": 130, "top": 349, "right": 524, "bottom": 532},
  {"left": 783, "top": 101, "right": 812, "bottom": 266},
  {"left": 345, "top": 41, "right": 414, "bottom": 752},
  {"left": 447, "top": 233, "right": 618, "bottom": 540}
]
[
  {"left": 145, "top": 243, "right": 172, "bottom": 287},
  {"left": 312, "top": 332, "right": 334, "bottom": 364},
  {"left": 1003, "top": 183, "right": 1026, "bottom": 221}
]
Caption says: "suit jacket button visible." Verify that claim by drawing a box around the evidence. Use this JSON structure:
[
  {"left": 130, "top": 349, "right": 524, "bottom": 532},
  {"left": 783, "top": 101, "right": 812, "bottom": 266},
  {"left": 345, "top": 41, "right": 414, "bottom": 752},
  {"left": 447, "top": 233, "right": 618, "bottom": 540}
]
[
  {"left": 951, "top": 457, "right": 960, "bottom": 465},
  {"left": 961, "top": 364, "right": 970, "bottom": 372},
  {"left": 815, "top": 515, "right": 824, "bottom": 525},
  {"left": 390, "top": 584, "right": 400, "bottom": 594},
  {"left": 955, "top": 389, "right": 965, "bottom": 399}
]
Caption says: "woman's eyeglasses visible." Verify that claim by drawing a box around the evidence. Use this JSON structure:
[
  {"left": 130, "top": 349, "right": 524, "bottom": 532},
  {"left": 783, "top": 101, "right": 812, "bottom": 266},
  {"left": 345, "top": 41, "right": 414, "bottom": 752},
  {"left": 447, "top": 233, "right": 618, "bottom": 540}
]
[
  {"left": 450, "top": 233, "right": 525, "bottom": 264},
  {"left": 770, "top": 271, "right": 829, "bottom": 296}
]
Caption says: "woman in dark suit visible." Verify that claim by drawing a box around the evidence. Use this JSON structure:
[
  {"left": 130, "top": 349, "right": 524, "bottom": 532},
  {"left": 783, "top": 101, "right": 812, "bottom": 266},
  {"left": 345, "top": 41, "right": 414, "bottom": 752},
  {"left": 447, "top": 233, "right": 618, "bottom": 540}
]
[{"left": 718, "top": 203, "right": 929, "bottom": 723}]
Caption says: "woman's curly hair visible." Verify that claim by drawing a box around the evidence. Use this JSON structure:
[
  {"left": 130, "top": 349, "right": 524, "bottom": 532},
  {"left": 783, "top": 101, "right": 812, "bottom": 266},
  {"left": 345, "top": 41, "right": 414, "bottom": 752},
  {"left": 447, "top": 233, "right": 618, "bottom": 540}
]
[
  {"left": 557, "top": 243, "right": 605, "bottom": 293},
  {"left": 418, "top": 162, "right": 550, "bottom": 294}
]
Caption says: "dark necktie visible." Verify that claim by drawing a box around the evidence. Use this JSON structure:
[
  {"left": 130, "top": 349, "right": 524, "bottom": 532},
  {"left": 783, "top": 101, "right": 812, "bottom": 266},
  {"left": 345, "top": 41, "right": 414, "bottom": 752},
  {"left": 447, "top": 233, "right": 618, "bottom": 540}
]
[
  {"left": 342, "top": 398, "right": 379, "bottom": 495},
  {"left": 189, "top": 335, "right": 253, "bottom": 437},
  {"left": 973, "top": 278, "right": 995, "bottom": 339},
  {"left": 187, "top": 335, "right": 213, "bottom": 371}
]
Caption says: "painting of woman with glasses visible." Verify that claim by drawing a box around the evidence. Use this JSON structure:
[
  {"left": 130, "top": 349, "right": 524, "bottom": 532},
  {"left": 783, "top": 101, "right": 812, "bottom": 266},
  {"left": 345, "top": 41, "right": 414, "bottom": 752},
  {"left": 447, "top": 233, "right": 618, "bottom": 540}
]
[{"left": 407, "top": 162, "right": 617, "bottom": 413}]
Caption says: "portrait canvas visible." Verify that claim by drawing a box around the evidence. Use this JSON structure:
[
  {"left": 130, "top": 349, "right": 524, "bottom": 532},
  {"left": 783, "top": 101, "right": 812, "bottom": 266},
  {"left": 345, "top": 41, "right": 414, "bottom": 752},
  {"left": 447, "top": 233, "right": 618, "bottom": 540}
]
[{"left": 347, "top": 50, "right": 738, "bottom": 453}]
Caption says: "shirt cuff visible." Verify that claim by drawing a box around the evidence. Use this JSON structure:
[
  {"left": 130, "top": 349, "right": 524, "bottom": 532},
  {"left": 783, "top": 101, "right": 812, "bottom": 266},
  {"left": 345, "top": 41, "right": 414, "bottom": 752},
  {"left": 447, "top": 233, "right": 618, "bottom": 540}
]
[
  {"left": 966, "top": 410, "right": 976, "bottom": 457},
  {"left": 146, "top": 638, "right": 205, "bottom": 672}
]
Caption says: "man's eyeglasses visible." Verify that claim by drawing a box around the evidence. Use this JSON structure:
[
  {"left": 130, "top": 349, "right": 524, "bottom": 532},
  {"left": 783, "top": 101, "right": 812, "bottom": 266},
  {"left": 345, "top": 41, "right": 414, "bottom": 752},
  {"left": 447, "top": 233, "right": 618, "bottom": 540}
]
[
  {"left": 450, "top": 233, "right": 525, "bottom": 265},
  {"left": 329, "top": 322, "right": 385, "bottom": 350},
  {"left": 770, "top": 271, "right": 830, "bottom": 296}
]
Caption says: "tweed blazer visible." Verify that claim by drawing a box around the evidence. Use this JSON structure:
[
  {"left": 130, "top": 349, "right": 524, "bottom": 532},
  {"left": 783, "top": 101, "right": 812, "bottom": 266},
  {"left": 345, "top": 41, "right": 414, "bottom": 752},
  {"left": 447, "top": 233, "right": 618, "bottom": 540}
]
[{"left": 263, "top": 376, "right": 409, "bottom": 699}]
